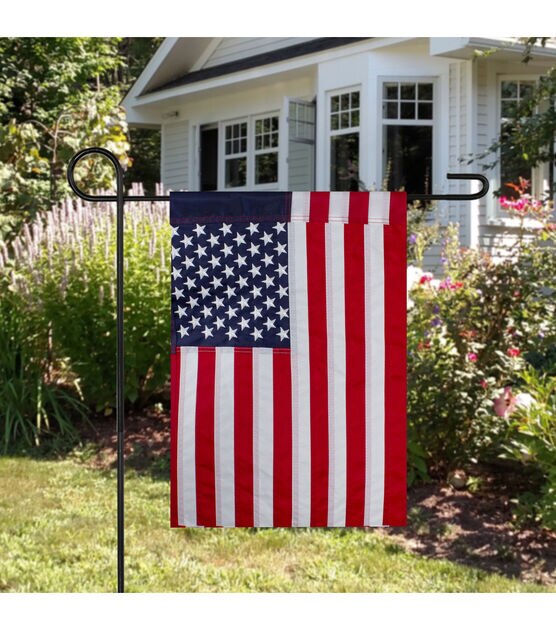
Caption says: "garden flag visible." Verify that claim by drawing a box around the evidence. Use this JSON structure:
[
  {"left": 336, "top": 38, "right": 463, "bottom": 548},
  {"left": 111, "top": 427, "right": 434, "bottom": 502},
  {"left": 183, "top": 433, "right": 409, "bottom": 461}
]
[{"left": 170, "top": 191, "right": 406, "bottom": 528}]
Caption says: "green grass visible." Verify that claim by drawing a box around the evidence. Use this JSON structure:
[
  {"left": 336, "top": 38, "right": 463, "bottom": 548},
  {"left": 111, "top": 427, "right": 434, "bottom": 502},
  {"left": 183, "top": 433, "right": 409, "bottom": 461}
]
[{"left": 0, "top": 455, "right": 553, "bottom": 593}]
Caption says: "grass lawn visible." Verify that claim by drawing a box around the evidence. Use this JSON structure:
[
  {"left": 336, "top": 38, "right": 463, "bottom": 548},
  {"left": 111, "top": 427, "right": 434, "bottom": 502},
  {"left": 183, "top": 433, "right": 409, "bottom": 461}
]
[{"left": 0, "top": 455, "right": 553, "bottom": 593}]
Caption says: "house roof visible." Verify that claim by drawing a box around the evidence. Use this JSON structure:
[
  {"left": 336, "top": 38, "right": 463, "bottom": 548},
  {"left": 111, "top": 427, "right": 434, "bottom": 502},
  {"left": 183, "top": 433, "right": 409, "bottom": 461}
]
[{"left": 143, "top": 37, "right": 369, "bottom": 96}]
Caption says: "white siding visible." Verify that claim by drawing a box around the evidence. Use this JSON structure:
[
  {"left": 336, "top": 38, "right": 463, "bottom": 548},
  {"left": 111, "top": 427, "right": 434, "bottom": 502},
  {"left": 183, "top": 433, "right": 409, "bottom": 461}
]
[
  {"left": 161, "top": 120, "right": 189, "bottom": 191},
  {"left": 202, "top": 37, "right": 314, "bottom": 69}
]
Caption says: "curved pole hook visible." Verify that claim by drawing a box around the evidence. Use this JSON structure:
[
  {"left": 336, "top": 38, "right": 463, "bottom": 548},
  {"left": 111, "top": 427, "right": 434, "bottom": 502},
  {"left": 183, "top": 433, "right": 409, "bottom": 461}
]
[
  {"left": 408, "top": 173, "right": 490, "bottom": 202},
  {"left": 67, "top": 147, "right": 125, "bottom": 202}
]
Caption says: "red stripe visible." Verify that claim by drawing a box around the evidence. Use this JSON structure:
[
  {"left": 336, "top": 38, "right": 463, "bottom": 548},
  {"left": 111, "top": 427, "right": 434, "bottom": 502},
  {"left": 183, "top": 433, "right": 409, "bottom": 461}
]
[
  {"left": 348, "top": 192, "right": 370, "bottom": 223},
  {"left": 273, "top": 349, "right": 293, "bottom": 526},
  {"left": 234, "top": 348, "right": 254, "bottom": 527},
  {"left": 170, "top": 349, "right": 182, "bottom": 528},
  {"left": 344, "top": 223, "right": 367, "bottom": 526},
  {"left": 309, "top": 192, "right": 330, "bottom": 222},
  {"left": 306, "top": 222, "right": 329, "bottom": 526},
  {"left": 382, "top": 192, "right": 407, "bottom": 526},
  {"left": 195, "top": 348, "right": 217, "bottom": 527}
]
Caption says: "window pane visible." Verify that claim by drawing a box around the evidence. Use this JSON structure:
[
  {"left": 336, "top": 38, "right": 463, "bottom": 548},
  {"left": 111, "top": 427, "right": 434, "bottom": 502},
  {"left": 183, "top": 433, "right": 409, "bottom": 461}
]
[
  {"left": 418, "top": 83, "right": 433, "bottom": 100},
  {"left": 351, "top": 91, "right": 360, "bottom": 108},
  {"left": 331, "top": 95, "right": 339, "bottom": 112},
  {"left": 341, "top": 93, "right": 350, "bottom": 110},
  {"left": 351, "top": 110, "right": 360, "bottom": 127},
  {"left": 225, "top": 140, "right": 232, "bottom": 155},
  {"left": 340, "top": 112, "right": 350, "bottom": 128},
  {"left": 255, "top": 152, "right": 278, "bottom": 184},
  {"left": 519, "top": 82, "right": 534, "bottom": 99},
  {"left": 501, "top": 101, "right": 516, "bottom": 118},
  {"left": 401, "top": 83, "right": 416, "bottom": 100},
  {"left": 255, "top": 136, "right": 262, "bottom": 150},
  {"left": 418, "top": 102, "right": 433, "bottom": 120},
  {"left": 331, "top": 113, "right": 339, "bottom": 130},
  {"left": 225, "top": 126, "right": 232, "bottom": 140},
  {"left": 240, "top": 138, "right": 247, "bottom": 153},
  {"left": 400, "top": 102, "right": 415, "bottom": 119},
  {"left": 270, "top": 131, "right": 279, "bottom": 148},
  {"left": 384, "top": 101, "right": 398, "bottom": 119},
  {"left": 330, "top": 132, "right": 359, "bottom": 191},
  {"left": 272, "top": 117, "right": 279, "bottom": 131},
  {"left": 501, "top": 81, "right": 517, "bottom": 98},
  {"left": 240, "top": 123, "right": 247, "bottom": 136},
  {"left": 500, "top": 122, "right": 532, "bottom": 199},
  {"left": 384, "top": 125, "right": 433, "bottom": 195},
  {"left": 384, "top": 83, "right": 398, "bottom": 100},
  {"left": 225, "top": 157, "right": 246, "bottom": 188}
]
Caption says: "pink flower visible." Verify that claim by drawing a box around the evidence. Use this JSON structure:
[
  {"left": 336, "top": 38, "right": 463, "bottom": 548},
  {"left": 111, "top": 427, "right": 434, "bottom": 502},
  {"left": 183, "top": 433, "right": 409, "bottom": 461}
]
[
  {"left": 467, "top": 352, "right": 478, "bottom": 362},
  {"left": 494, "top": 386, "right": 516, "bottom": 418},
  {"left": 507, "top": 347, "right": 521, "bottom": 358},
  {"left": 419, "top": 273, "right": 433, "bottom": 285}
]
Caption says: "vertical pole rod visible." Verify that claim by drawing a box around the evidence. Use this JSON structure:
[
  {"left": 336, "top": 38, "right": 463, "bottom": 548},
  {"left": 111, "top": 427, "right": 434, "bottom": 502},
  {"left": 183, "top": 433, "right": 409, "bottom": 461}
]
[{"left": 116, "top": 165, "right": 125, "bottom": 594}]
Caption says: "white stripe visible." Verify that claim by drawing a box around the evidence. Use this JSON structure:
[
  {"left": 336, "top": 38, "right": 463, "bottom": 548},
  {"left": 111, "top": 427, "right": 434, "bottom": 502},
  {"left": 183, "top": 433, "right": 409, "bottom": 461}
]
[
  {"left": 288, "top": 221, "right": 311, "bottom": 526},
  {"left": 214, "top": 347, "right": 235, "bottom": 527},
  {"left": 290, "top": 192, "right": 311, "bottom": 221},
  {"left": 368, "top": 192, "right": 391, "bottom": 224},
  {"left": 328, "top": 192, "right": 350, "bottom": 221},
  {"left": 178, "top": 347, "right": 198, "bottom": 527},
  {"left": 253, "top": 348, "right": 274, "bottom": 527},
  {"left": 364, "top": 224, "right": 385, "bottom": 526},
  {"left": 325, "top": 223, "right": 347, "bottom": 527}
]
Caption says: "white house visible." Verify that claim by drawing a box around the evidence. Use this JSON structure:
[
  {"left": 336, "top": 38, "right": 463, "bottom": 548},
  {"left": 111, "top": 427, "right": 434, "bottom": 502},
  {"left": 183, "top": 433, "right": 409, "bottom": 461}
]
[{"left": 122, "top": 37, "right": 556, "bottom": 264}]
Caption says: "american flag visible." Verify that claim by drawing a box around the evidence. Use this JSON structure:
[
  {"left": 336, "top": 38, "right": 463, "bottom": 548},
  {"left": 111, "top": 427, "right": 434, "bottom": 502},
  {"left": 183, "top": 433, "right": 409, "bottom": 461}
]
[{"left": 170, "top": 191, "right": 406, "bottom": 528}]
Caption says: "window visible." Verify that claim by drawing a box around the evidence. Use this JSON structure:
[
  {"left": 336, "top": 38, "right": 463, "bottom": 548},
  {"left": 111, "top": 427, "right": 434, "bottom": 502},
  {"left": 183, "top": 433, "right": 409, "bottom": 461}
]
[
  {"left": 499, "top": 79, "right": 535, "bottom": 199},
  {"left": 382, "top": 81, "right": 434, "bottom": 195},
  {"left": 329, "top": 89, "right": 360, "bottom": 191},
  {"left": 222, "top": 114, "right": 279, "bottom": 189}
]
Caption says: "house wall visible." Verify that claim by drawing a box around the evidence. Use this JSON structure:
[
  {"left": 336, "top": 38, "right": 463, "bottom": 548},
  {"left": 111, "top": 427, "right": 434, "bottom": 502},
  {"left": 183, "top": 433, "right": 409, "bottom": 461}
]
[
  {"left": 161, "top": 119, "right": 189, "bottom": 191},
  {"left": 201, "top": 37, "right": 314, "bottom": 69}
]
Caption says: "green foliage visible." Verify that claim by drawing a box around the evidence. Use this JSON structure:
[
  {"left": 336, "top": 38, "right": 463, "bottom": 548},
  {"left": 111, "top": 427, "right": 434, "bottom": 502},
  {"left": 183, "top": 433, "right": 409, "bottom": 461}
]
[
  {"left": 501, "top": 368, "right": 556, "bottom": 530},
  {"left": 1, "top": 196, "right": 170, "bottom": 416}
]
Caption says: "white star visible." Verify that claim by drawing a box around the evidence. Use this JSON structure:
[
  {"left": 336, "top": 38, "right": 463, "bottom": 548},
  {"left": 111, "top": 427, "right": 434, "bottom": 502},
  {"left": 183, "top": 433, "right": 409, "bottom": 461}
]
[
  {"left": 223, "top": 265, "right": 235, "bottom": 278},
  {"left": 224, "top": 286, "right": 236, "bottom": 299},
  {"left": 193, "top": 224, "right": 206, "bottom": 237},
  {"left": 278, "top": 306, "right": 289, "bottom": 320},
  {"left": 248, "top": 264, "right": 261, "bottom": 278},
  {"left": 209, "top": 255, "right": 221, "bottom": 268},
  {"left": 225, "top": 327, "right": 237, "bottom": 340},
  {"left": 226, "top": 305, "right": 238, "bottom": 319},
  {"left": 221, "top": 243, "right": 233, "bottom": 258},
  {"left": 251, "top": 327, "right": 263, "bottom": 341},
  {"left": 277, "top": 285, "right": 288, "bottom": 299},
  {"left": 247, "top": 242, "right": 260, "bottom": 256},
  {"left": 172, "top": 225, "right": 180, "bottom": 238},
  {"left": 175, "top": 305, "right": 187, "bottom": 318},
  {"left": 171, "top": 245, "right": 180, "bottom": 259},
  {"left": 172, "top": 287, "right": 184, "bottom": 300},
  {"left": 251, "top": 306, "right": 263, "bottom": 320},
  {"left": 178, "top": 325, "right": 189, "bottom": 338},
  {"left": 277, "top": 263, "right": 287, "bottom": 277},
  {"left": 249, "top": 285, "right": 262, "bottom": 299},
  {"left": 274, "top": 242, "right": 287, "bottom": 256},
  {"left": 264, "top": 296, "right": 275, "bottom": 309},
  {"left": 233, "top": 232, "right": 246, "bottom": 246},
  {"left": 180, "top": 233, "right": 194, "bottom": 248},
  {"left": 236, "top": 275, "right": 249, "bottom": 289},
  {"left": 238, "top": 296, "right": 249, "bottom": 309},
  {"left": 239, "top": 317, "right": 250, "bottom": 330},
  {"left": 209, "top": 276, "right": 223, "bottom": 290},
  {"left": 212, "top": 296, "right": 225, "bottom": 309},
  {"left": 185, "top": 277, "right": 196, "bottom": 290},
  {"left": 278, "top": 328, "right": 289, "bottom": 341},
  {"left": 234, "top": 253, "right": 247, "bottom": 268},
  {"left": 202, "top": 325, "right": 213, "bottom": 339},
  {"left": 261, "top": 232, "right": 273, "bottom": 245},
  {"left": 187, "top": 296, "right": 199, "bottom": 308},
  {"left": 215, "top": 316, "right": 226, "bottom": 330},
  {"left": 263, "top": 317, "right": 276, "bottom": 331},
  {"left": 201, "top": 305, "right": 212, "bottom": 318},
  {"left": 200, "top": 286, "right": 210, "bottom": 299},
  {"left": 195, "top": 244, "right": 207, "bottom": 258},
  {"left": 207, "top": 233, "right": 220, "bottom": 247},
  {"left": 263, "top": 275, "right": 275, "bottom": 288},
  {"left": 263, "top": 253, "right": 274, "bottom": 266},
  {"left": 182, "top": 256, "right": 195, "bottom": 269},
  {"left": 189, "top": 315, "right": 201, "bottom": 329},
  {"left": 171, "top": 267, "right": 182, "bottom": 280},
  {"left": 195, "top": 266, "right": 209, "bottom": 279},
  {"left": 247, "top": 222, "right": 259, "bottom": 235},
  {"left": 273, "top": 222, "right": 286, "bottom": 234},
  {"left": 220, "top": 222, "right": 232, "bottom": 236}
]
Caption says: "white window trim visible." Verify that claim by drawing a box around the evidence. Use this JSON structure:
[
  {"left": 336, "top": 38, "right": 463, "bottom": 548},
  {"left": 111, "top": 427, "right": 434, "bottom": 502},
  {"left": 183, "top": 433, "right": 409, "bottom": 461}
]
[
  {"left": 218, "top": 112, "right": 280, "bottom": 191},
  {"left": 378, "top": 76, "right": 438, "bottom": 195},
  {"left": 489, "top": 74, "right": 550, "bottom": 226},
  {"left": 325, "top": 85, "right": 361, "bottom": 190}
]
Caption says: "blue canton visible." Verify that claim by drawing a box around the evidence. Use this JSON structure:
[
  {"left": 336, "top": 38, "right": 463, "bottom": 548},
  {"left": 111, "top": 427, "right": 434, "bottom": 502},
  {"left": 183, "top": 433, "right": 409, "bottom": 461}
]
[{"left": 171, "top": 221, "right": 290, "bottom": 348}]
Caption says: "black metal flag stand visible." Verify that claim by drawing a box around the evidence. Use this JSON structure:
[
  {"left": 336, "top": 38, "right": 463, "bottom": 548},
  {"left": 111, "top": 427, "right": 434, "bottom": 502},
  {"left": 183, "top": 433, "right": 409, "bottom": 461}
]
[{"left": 66, "top": 147, "right": 489, "bottom": 593}]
